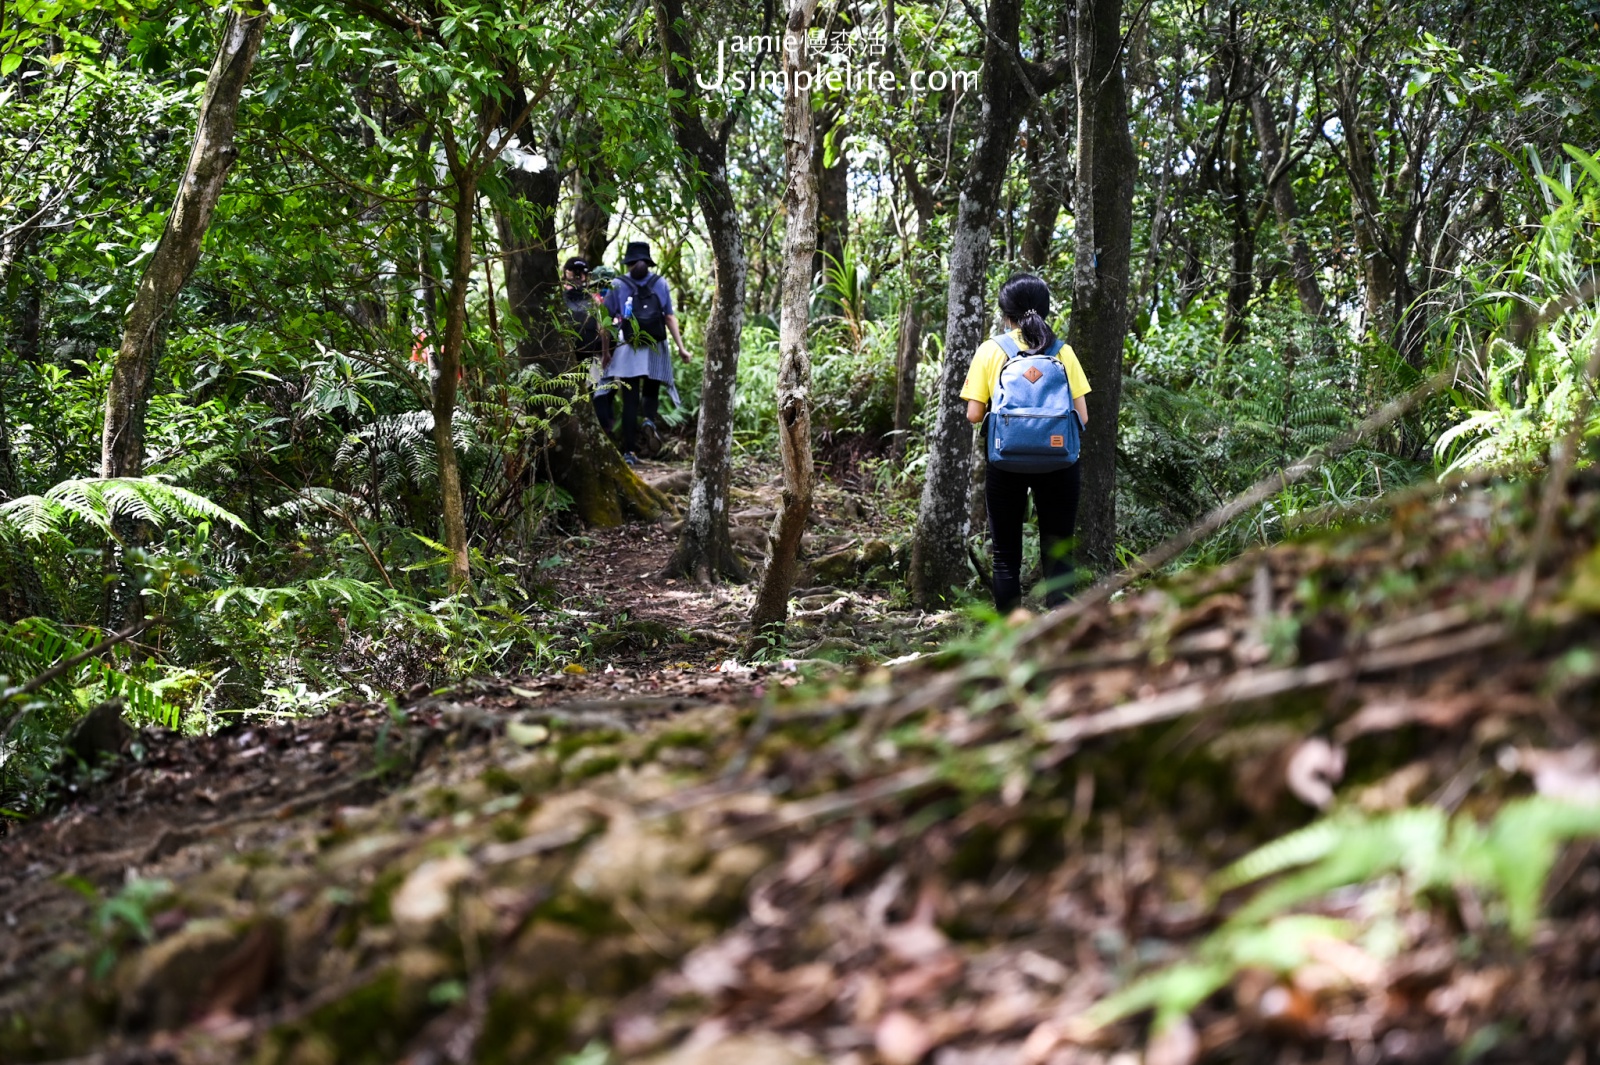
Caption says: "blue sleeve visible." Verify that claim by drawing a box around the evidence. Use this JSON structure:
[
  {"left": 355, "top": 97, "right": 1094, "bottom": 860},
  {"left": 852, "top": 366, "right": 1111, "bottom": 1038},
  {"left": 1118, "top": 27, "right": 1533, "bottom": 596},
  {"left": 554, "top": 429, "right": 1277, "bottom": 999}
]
[
  {"left": 602, "top": 282, "right": 624, "bottom": 317},
  {"left": 655, "top": 276, "right": 674, "bottom": 317}
]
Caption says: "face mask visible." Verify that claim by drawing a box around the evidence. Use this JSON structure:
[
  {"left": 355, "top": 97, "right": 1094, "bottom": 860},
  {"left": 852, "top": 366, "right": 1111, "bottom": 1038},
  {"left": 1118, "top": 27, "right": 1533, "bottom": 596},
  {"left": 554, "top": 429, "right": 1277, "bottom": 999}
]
[{"left": 629, "top": 263, "right": 649, "bottom": 280}]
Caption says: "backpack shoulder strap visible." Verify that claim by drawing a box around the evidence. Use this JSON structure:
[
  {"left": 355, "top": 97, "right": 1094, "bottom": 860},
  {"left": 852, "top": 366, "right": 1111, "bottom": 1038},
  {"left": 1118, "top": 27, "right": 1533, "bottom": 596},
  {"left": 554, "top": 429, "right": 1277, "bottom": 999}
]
[{"left": 993, "top": 334, "right": 1021, "bottom": 359}]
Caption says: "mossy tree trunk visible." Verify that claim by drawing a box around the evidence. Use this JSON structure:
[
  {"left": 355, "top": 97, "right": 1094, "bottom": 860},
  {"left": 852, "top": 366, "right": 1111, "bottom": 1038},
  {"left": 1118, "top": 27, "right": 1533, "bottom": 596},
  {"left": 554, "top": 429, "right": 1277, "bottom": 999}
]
[
  {"left": 750, "top": 0, "right": 821, "bottom": 633},
  {"left": 100, "top": 2, "right": 267, "bottom": 479}
]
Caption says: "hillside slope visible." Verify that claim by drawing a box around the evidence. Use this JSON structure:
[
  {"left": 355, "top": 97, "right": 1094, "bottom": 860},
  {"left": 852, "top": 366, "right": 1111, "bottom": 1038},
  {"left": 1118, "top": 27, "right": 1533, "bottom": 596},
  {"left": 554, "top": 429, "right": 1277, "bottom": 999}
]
[{"left": 5, "top": 469, "right": 1600, "bottom": 1064}]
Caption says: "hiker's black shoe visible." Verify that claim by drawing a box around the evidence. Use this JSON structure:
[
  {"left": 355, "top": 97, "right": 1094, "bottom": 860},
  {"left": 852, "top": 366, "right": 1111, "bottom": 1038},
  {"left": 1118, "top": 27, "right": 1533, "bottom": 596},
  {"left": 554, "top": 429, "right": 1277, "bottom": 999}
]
[{"left": 640, "top": 419, "right": 662, "bottom": 458}]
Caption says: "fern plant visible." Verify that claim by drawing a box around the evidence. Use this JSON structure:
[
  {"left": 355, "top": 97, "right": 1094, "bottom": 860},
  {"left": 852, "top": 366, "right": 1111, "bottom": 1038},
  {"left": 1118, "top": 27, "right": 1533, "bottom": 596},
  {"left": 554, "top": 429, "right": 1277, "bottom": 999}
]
[{"left": 0, "top": 476, "right": 247, "bottom": 542}]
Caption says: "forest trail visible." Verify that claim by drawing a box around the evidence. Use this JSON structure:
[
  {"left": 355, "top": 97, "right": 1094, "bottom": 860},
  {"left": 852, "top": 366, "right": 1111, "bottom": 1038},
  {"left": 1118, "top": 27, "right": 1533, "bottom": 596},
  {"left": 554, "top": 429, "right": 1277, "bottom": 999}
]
[{"left": 6, "top": 467, "right": 1600, "bottom": 1063}]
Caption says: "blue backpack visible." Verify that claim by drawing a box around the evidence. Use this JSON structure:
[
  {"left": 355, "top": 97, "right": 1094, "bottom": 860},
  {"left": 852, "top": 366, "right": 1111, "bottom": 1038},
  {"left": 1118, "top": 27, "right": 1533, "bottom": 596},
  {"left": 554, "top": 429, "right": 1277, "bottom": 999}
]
[{"left": 984, "top": 334, "right": 1081, "bottom": 472}]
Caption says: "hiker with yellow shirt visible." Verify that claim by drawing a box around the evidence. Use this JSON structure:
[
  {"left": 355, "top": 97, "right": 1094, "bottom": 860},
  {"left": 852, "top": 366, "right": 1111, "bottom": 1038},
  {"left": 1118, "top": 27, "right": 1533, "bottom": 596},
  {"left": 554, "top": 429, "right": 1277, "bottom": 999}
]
[{"left": 961, "top": 273, "right": 1091, "bottom": 613}]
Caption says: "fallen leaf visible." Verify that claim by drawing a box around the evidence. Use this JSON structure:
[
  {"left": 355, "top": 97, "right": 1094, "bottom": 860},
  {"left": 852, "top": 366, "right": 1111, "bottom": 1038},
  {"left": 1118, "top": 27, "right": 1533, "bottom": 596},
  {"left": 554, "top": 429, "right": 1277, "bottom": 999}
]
[
  {"left": 1145, "top": 1016, "right": 1199, "bottom": 1065},
  {"left": 391, "top": 854, "right": 474, "bottom": 930},
  {"left": 505, "top": 721, "right": 551, "bottom": 747},
  {"left": 1516, "top": 744, "right": 1600, "bottom": 804},
  {"left": 876, "top": 1010, "right": 932, "bottom": 1065},
  {"left": 1286, "top": 737, "right": 1346, "bottom": 809}
]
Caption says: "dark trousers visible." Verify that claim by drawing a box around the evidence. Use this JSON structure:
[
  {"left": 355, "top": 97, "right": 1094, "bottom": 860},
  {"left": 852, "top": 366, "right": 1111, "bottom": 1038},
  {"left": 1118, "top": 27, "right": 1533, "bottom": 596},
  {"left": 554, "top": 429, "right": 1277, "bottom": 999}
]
[
  {"left": 593, "top": 389, "right": 616, "bottom": 434},
  {"left": 617, "top": 376, "right": 661, "bottom": 455},
  {"left": 986, "top": 461, "right": 1082, "bottom": 612}
]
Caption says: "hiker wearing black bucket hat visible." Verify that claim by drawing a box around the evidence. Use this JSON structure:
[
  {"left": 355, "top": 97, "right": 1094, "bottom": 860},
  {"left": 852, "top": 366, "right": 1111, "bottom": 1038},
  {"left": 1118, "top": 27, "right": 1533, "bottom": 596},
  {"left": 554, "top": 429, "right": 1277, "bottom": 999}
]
[{"left": 602, "top": 241, "right": 692, "bottom": 464}]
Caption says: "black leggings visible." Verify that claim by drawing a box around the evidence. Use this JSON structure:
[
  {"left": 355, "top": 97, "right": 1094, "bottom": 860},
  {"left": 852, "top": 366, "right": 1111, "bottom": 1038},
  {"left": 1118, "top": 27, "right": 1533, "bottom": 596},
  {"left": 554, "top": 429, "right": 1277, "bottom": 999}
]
[
  {"left": 986, "top": 461, "right": 1081, "bottom": 612},
  {"left": 616, "top": 376, "right": 660, "bottom": 454}
]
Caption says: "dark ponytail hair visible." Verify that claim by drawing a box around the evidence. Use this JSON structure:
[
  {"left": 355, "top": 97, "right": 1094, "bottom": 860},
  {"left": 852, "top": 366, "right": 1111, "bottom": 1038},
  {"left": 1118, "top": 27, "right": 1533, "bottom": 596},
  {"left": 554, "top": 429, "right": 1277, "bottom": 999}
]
[{"left": 997, "top": 273, "right": 1056, "bottom": 352}]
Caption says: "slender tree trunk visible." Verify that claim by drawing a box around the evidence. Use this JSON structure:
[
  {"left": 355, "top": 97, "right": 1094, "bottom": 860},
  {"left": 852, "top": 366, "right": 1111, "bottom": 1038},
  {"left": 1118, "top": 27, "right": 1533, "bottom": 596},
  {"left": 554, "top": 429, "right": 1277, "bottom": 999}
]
[
  {"left": 433, "top": 132, "right": 478, "bottom": 592},
  {"left": 750, "top": 0, "right": 822, "bottom": 633},
  {"left": 1220, "top": 111, "right": 1258, "bottom": 346},
  {"left": 890, "top": 163, "right": 935, "bottom": 462},
  {"left": 1251, "top": 89, "right": 1326, "bottom": 318},
  {"left": 571, "top": 119, "right": 613, "bottom": 270},
  {"left": 1336, "top": 78, "right": 1399, "bottom": 342},
  {"left": 906, "top": 0, "right": 1029, "bottom": 607},
  {"left": 657, "top": 0, "right": 747, "bottom": 583},
  {"left": 1069, "top": 0, "right": 1136, "bottom": 574},
  {"left": 814, "top": 105, "right": 849, "bottom": 291},
  {"left": 101, "top": 2, "right": 267, "bottom": 478},
  {"left": 1021, "top": 102, "right": 1070, "bottom": 268},
  {"left": 891, "top": 297, "right": 922, "bottom": 460}
]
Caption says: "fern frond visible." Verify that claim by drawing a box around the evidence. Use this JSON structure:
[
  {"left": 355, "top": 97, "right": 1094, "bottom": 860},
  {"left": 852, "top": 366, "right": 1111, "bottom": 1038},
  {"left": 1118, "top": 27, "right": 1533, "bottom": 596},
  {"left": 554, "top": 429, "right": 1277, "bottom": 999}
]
[{"left": 0, "top": 477, "right": 248, "bottom": 542}]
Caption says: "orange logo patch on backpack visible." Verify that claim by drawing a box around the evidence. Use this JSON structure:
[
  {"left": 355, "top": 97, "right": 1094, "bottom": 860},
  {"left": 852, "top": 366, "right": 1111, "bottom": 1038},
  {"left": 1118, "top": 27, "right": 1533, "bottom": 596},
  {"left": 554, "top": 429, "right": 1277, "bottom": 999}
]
[
  {"left": 1050, "top": 435, "right": 1065, "bottom": 448},
  {"left": 1023, "top": 367, "right": 1044, "bottom": 383}
]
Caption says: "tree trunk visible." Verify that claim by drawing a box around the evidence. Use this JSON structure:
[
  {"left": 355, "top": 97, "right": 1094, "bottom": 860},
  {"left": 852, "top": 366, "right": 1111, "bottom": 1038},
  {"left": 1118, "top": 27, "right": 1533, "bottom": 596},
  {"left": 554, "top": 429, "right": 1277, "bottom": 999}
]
[
  {"left": 1220, "top": 110, "right": 1258, "bottom": 346},
  {"left": 1020, "top": 102, "right": 1070, "bottom": 268},
  {"left": 549, "top": 396, "right": 670, "bottom": 525},
  {"left": 750, "top": 0, "right": 822, "bottom": 633},
  {"left": 814, "top": 105, "right": 849, "bottom": 292},
  {"left": 571, "top": 119, "right": 613, "bottom": 270},
  {"left": 1251, "top": 89, "right": 1326, "bottom": 318},
  {"left": 1336, "top": 79, "right": 1399, "bottom": 343},
  {"left": 495, "top": 109, "right": 663, "bottom": 528},
  {"left": 433, "top": 132, "right": 479, "bottom": 592},
  {"left": 890, "top": 162, "right": 936, "bottom": 462},
  {"left": 656, "top": 0, "right": 747, "bottom": 584},
  {"left": 1069, "top": 0, "right": 1136, "bottom": 574},
  {"left": 100, "top": 2, "right": 267, "bottom": 478},
  {"left": 906, "top": 0, "right": 1029, "bottom": 608},
  {"left": 891, "top": 297, "right": 922, "bottom": 461},
  {"left": 497, "top": 164, "right": 565, "bottom": 369}
]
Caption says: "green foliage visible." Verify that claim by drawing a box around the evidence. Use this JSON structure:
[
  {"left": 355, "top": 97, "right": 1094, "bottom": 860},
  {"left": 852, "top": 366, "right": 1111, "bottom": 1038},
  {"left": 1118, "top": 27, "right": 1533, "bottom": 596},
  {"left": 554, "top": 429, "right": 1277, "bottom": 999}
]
[
  {"left": 1091, "top": 797, "right": 1600, "bottom": 1033},
  {"left": 57, "top": 873, "right": 174, "bottom": 980},
  {"left": 0, "top": 476, "right": 247, "bottom": 542},
  {"left": 1120, "top": 305, "right": 1423, "bottom": 561},
  {"left": 1434, "top": 145, "right": 1600, "bottom": 475}
]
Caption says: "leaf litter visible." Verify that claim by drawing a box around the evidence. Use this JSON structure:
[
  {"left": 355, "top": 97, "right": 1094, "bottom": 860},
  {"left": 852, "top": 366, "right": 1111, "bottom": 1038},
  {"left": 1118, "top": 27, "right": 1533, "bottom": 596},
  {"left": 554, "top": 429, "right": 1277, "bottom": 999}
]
[{"left": 4, "top": 469, "right": 1600, "bottom": 1063}]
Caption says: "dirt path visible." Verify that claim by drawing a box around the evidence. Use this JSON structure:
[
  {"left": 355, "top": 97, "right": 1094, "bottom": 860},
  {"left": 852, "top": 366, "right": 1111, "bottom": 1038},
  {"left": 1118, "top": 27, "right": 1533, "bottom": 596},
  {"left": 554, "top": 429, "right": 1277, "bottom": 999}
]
[{"left": 0, "top": 451, "right": 936, "bottom": 1038}]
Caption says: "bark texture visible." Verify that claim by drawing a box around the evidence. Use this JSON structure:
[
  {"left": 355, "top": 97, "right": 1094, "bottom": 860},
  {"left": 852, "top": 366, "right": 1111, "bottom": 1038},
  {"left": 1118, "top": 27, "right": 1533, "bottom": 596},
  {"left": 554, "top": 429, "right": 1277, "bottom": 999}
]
[
  {"left": 1068, "top": 0, "right": 1136, "bottom": 574},
  {"left": 656, "top": 0, "right": 747, "bottom": 583},
  {"left": 497, "top": 163, "right": 564, "bottom": 369},
  {"left": 100, "top": 3, "right": 267, "bottom": 478},
  {"left": 907, "top": 0, "right": 1029, "bottom": 608},
  {"left": 750, "top": 0, "right": 821, "bottom": 632},
  {"left": 572, "top": 121, "right": 614, "bottom": 271}
]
